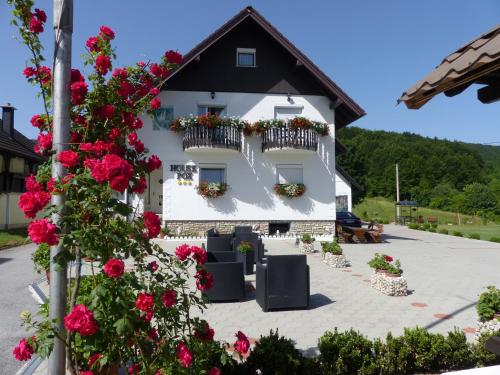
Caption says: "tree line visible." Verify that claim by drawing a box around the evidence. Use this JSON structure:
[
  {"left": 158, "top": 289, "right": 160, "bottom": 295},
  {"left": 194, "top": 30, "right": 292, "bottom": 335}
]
[{"left": 337, "top": 127, "right": 500, "bottom": 220}]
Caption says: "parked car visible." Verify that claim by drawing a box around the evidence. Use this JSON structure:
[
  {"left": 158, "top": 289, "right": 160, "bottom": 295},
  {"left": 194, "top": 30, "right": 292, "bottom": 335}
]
[{"left": 336, "top": 211, "right": 362, "bottom": 227}]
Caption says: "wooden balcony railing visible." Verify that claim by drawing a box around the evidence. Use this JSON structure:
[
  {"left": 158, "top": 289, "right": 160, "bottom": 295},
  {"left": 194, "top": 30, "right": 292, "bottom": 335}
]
[
  {"left": 182, "top": 126, "right": 241, "bottom": 151},
  {"left": 261, "top": 127, "right": 318, "bottom": 152}
]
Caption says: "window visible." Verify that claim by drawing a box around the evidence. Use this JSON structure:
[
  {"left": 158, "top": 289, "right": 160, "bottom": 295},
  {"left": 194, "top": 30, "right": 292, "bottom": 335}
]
[
  {"left": 236, "top": 48, "right": 256, "bottom": 67},
  {"left": 274, "top": 106, "right": 303, "bottom": 120},
  {"left": 198, "top": 105, "right": 225, "bottom": 116},
  {"left": 276, "top": 164, "right": 303, "bottom": 184},
  {"left": 199, "top": 167, "right": 226, "bottom": 184},
  {"left": 336, "top": 195, "right": 348, "bottom": 212},
  {"left": 153, "top": 106, "right": 174, "bottom": 130}
]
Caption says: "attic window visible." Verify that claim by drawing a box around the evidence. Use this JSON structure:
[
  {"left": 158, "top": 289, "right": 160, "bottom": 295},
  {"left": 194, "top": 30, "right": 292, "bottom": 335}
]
[{"left": 236, "top": 48, "right": 256, "bottom": 67}]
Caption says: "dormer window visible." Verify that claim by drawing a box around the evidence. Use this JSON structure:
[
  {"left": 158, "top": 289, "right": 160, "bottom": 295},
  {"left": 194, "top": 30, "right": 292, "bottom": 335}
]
[{"left": 236, "top": 48, "right": 256, "bottom": 67}]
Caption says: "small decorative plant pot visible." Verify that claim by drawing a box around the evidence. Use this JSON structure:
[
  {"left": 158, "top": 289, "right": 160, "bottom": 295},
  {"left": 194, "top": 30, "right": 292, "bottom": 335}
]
[
  {"left": 370, "top": 270, "right": 407, "bottom": 296},
  {"left": 299, "top": 242, "right": 315, "bottom": 254},
  {"left": 322, "top": 253, "right": 350, "bottom": 268}
]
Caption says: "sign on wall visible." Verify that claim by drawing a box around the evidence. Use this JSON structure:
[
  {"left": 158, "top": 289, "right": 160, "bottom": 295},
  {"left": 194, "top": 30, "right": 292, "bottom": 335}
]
[
  {"left": 153, "top": 106, "right": 174, "bottom": 130},
  {"left": 170, "top": 164, "right": 197, "bottom": 185}
]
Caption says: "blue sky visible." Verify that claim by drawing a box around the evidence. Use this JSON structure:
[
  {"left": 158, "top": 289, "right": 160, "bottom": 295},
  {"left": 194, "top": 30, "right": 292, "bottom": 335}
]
[{"left": 0, "top": 0, "right": 499, "bottom": 144}]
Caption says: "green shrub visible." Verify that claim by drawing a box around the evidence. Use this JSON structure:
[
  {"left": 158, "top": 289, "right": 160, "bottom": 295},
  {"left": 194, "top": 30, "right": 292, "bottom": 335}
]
[
  {"left": 477, "top": 286, "right": 500, "bottom": 321},
  {"left": 452, "top": 231, "right": 463, "bottom": 237},
  {"left": 245, "top": 330, "right": 314, "bottom": 375},
  {"left": 417, "top": 225, "right": 427, "bottom": 231},
  {"left": 300, "top": 234, "right": 315, "bottom": 244},
  {"left": 422, "top": 223, "right": 431, "bottom": 230},
  {"left": 431, "top": 223, "right": 438, "bottom": 229},
  {"left": 468, "top": 233, "right": 481, "bottom": 240},
  {"left": 408, "top": 223, "right": 419, "bottom": 230},
  {"left": 31, "top": 243, "right": 50, "bottom": 273},
  {"left": 490, "top": 236, "right": 500, "bottom": 243},
  {"left": 471, "top": 330, "right": 500, "bottom": 367},
  {"left": 318, "top": 329, "right": 377, "bottom": 375},
  {"left": 442, "top": 329, "right": 475, "bottom": 370},
  {"left": 321, "top": 240, "right": 342, "bottom": 255},
  {"left": 439, "top": 228, "right": 449, "bottom": 235},
  {"left": 428, "top": 228, "right": 436, "bottom": 233}
]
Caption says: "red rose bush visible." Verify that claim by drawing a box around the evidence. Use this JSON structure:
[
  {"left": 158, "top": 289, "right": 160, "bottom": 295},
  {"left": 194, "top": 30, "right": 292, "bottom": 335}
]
[{"left": 9, "top": 1, "right": 244, "bottom": 372}]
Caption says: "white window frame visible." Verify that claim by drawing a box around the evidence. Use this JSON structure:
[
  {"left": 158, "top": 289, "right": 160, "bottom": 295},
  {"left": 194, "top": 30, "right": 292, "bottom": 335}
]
[
  {"left": 276, "top": 164, "right": 303, "bottom": 184},
  {"left": 199, "top": 164, "right": 227, "bottom": 184},
  {"left": 236, "top": 48, "right": 256, "bottom": 67},
  {"left": 197, "top": 105, "right": 226, "bottom": 116}
]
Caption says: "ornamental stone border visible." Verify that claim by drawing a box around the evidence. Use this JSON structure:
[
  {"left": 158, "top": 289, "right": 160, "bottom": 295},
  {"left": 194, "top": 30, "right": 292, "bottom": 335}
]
[
  {"left": 322, "top": 253, "right": 350, "bottom": 268},
  {"left": 475, "top": 318, "right": 500, "bottom": 341},
  {"left": 299, "top": 242, "right": 315, "bottom": 254},
  {"left": 370, "top": 271, "right": 408, "bottom": 296}
]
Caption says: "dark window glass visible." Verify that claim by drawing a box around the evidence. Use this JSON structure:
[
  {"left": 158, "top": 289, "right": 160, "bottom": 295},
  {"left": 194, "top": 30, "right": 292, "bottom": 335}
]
[
  {"left": 237, "top": 52, "right": 255, "bottom": 67},
  {"left": 200, "top": 168, "right": 225, "bottom": 184}
]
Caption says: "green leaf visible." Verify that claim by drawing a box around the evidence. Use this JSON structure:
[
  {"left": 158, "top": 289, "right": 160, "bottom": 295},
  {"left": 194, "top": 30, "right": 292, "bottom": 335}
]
[{"left": 113, "top": 317, "right": 133, "bottom": 335}]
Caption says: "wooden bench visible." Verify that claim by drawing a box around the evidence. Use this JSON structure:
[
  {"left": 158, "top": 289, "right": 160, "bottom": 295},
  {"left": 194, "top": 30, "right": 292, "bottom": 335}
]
[
  {"left": 427, "top": 216, "right": 438, "bottom": 225},
  {"left": 336, "top": 224, "right": 355, "bottom": 243}
]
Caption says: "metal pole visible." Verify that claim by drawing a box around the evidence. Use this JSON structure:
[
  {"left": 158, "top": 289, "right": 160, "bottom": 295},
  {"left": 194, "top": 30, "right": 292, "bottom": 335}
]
[
  {"left": 48, "top": 0, "right": 72, "bottom": 373},
  {"left": 396, "top": 163, "right": 400, "bottom": 223}
]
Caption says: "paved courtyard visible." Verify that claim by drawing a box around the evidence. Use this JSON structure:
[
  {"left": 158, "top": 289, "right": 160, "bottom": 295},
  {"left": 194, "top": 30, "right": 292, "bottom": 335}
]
[{"left": 157, "top": 225, "right": 500, "bottom": 354}]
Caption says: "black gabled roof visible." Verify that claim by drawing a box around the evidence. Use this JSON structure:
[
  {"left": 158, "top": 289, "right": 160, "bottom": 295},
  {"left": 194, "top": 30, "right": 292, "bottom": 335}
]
[
  {"left": 336, "top": 163, "right": 362, "bottom": 192},
  {"left": 166, "top": 6, "right": 365, "bottom": 129},
  {"left": 0, "top": 120, "right": 42, "bottom": 162}
]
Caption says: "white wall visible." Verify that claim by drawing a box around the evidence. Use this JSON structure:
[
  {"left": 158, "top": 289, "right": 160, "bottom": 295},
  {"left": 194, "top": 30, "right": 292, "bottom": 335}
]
[
  {"left": 0, "top": 193, "right": 32, "bottom": 228},
  {"left": 335, "top": 171, "right": 353, "bottom": 212},
  {"left": 139, "top": 90, "right": 336, "bottom": 221}
]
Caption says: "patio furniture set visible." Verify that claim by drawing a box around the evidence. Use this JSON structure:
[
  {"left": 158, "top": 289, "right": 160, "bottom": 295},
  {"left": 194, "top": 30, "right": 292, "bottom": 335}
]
[{"left": 202, "top": 226, "right": 310, "bottom": 312}]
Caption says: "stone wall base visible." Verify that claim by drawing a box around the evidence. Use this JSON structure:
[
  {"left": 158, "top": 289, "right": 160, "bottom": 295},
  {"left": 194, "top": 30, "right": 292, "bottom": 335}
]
[
  {"left": 475, "top": 318, "right": 500, "bottom": 340},
  {"left": 299, "top": 242, "right": 315, "bottom": 254},
  {"left": 164, "top": 220, "right": 334, "bottom": 236},
  {"left": 323, "top": 253, "right": 350, "bottom": 268},
  {"left": 370, "top": 271, "right": 407, "bottom": 296}
]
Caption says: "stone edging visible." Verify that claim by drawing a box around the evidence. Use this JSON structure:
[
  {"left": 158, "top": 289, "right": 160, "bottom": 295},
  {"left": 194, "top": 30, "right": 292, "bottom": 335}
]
[{"left": 370, "top": 271, "right": 407, "bottom": 296}]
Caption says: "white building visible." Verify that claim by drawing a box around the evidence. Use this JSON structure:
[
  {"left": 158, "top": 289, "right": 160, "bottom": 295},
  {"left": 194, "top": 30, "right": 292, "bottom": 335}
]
[{"left": 138, "top": 6, "right": 364, "bottom": 235}]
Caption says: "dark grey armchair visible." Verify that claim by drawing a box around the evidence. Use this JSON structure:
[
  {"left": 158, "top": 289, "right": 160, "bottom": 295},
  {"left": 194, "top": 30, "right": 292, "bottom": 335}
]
[
  {"left": 203, "top": 252, "right": 245, "bottom": 302},
  {"left": 206, "top": 236, "right": 233, "bottom": 252},
  {"left": 256, "top": 255, "right": 310, "bottom": 312},
  {"left": 233, "top": 232, "right": 259, "bottom": 275}
]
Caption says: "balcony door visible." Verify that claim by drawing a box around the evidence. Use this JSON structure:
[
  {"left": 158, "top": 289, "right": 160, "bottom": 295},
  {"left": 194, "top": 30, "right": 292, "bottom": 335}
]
[{"left": 147, "top": 167, "right": 163, "bottom": 214}]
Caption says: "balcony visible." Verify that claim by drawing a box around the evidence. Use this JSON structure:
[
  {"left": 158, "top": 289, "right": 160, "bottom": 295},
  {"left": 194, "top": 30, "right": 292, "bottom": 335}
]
[
  {"left": 182, "top": 126, "right": 241, "bottom": 152},
  {"left": 261, "top": 127, "right": 318, "bottom": 152}
]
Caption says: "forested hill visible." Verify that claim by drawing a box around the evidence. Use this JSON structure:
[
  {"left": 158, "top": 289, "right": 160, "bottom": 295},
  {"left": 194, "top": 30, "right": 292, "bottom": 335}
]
[{"left": 337, "top": 127, "right": 500, "bottom": 214}]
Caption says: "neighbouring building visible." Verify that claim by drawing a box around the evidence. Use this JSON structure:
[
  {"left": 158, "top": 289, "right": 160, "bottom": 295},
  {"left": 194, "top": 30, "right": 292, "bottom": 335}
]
[
  {"left": 137, "top": 6, "right": 365, "bottom": 235},
  {"left": 0, "top": 104, "right": 43, "bottom": 229}
]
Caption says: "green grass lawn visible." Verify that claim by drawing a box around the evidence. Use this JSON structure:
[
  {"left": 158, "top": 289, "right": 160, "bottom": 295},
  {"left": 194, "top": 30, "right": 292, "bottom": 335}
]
[
  {"left": 435, "top": 224, "right": 500, "bottom": 241},
  {"left": 0, "top": 227, "right": 29, "bottom": 249}
]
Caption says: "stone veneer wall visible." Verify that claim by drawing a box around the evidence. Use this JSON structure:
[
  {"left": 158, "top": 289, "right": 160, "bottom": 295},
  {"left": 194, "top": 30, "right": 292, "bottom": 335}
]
[{"left": 164, "top": 220, "right": 334, "bottom": 236}]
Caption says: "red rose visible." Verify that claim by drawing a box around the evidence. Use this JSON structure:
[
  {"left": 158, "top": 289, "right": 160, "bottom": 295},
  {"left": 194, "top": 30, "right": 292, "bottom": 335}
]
[
  {"left": 117, "top": 80, "right": 134, "bottom": 98},
  {"left": 29, "top": 16, "right": 44, "bottom": 34},
  {"left": 71, "top": 81, "right": 88, "bottom": 105},
  {"left": 234, "top": 331, "right": 250, "bottom": 355},
  {"left": 161, "top": 289, "right": 177, "bottom": 308},
  {"left": 128, "top": 132, "right": 138, "bottom": 145},
  {"left": 99, "top": 25, "right": 115, "bottom": 40},
  {"left": 37, "top": 66, "right": 51, "bottom": 85},
  {"left": 23, "top": 67, "right": 37, "bottom": 78},
  {"left": 25, "top": 174, "right": 42, "bottom": 192},
  {"left": 150, "top": 98, "right": 161, "bottom": 110},
  {"left": 80, "top": 143, "right": 93, "bottom": 153},
  {"left": 109, "top": 175, "right": 129, "bottom": 192},
  {"left": 127, "top": 364, "right": 140, "bottom": 374},
  {"left": 12, "top": 338, "right": 34, "bottom": 361},
  {"left": 95, "top": 54, "right": 111, "bottom": 75},
  {"left": 70, "top": 69, "right": 84, "bottom": 83},
  {"left": 36, "top": 132, "right": 52, "bottom": 154},
  {"left": 132, "top": 176, "right": 147, "bottom": 194},
  {"left": 64, "top": 304, "right": 99, "bottom": 336},
  {"left": 175, "top": 244, "right": 191, "bottom": 261},
  {"left": 195, "top": 322, "right": 214, "bottom": 342},
  {"left": 148, "top": 261, "right": 158, "bottom": 272},
  {"left": 86, "top": 36, "right": 99, "bottom": 52},
  {"left": 135, "top": 292, "right": 154, "bottom": 312},
  {"left": 191, "top": 246, "right": 207, "bottom": 265},
  {"left": 112, "top": 68, "right": 128, "bottom": 79},
  {"left": 146, "top": 155, "right": 162, "bottom": 172},
  {"left": 87, "top": 353, "right": 103, "bottom": 368},
  {"left": 148, "top": 327, "right": 158, "bottom": 341},
  {"left": 81, "top": 372, "right": 94, "bottom": 375},
  {"left": 70, "top": 131, "right": 82, "bottom": 144},
  {"left": 384, "top": 255, "right": 393, "bottom": 262},
  {"left": 102, "top": 154, "right": 134, "bottom": 192},
  {"left": 176, "top": 342, "right": 193, "bottom": 368},
  {"left": 132, "top": 117, "right": 143, "bottom": 130},
  {"left": 30, "top": 115, "right": 45, "bottom": 129},
  {"left": 34, "top": 8, "right": 47, "bottom": 22},
  {"left": 28, "top": 219, "right": 59, "bottom": 245},
  {"left": 165, "top": 50, "right": 183, "bottom": 65},
  {"left": 84, "top": 159, "right": 107, "bottom": 183},
  {"left": 97, "top": 104, "right": 115, "bottom": 119},
  {"left": 149, "top": 87, "right": 160, "bottom": 97},
  {"left": 103, "top": 258, "right": 125, "bottom": 278},
  {"left": 143, "top": 211, "right": 161, "bottom": 238},
  {"left": 57, "top": 150, "right": 79, "bottom": 168},
  {"left": 108, "top": 128, "right": 121, "bottom": 140},
  {"left": 195, "top": 268, "right": 214, "bottom": 291},
  {"left": 134, "top": 140, "right": 145, "bottom": 154},
  {"left": 18, "top": 190, "right": 50, "bottom": 218},
  {"left": 149, "top": 64, "right": 169, "bottom": 79},
  {"left": 209, "top": 368, "right": 221, "bottom": 375},
  {"left": 93, "top": 141, "right": 108, "bottom": 156}
]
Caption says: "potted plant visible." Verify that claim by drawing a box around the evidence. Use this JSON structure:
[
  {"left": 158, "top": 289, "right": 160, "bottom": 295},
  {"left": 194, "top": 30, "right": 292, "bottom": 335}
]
[
  {"left": 321, "top": 240, "right": 349, "bottom": 268},
  {"left": 196, "top": 181, "right": 228, "bottom": 198},
  {"left": 236, "top": 240, "right": 255, "bottom": 275},
  {"left": 159, "top": 226, "right": 171, "bottom": 239},
  {"left": 31, "top": 243, "right": 50, "bottom": 283},
  {"left": 368, "top": 253, "right": 407, "bottom": 296},
  {"left": 274, "top": 183, "right": 306, "bottom": 198},
  {"left": 299, "top": 234, "right": 315, "bottom": 254}
]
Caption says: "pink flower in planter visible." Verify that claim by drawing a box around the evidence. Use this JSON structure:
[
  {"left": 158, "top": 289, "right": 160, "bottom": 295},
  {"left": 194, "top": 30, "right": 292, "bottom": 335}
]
[{"left": 384, "top": 255, "right": 393, "bottom": 262}]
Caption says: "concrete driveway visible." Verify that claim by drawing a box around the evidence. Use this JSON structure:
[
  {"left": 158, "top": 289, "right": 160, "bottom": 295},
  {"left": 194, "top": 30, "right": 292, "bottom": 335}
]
[{"left": 0, "top": 244, "right": 41, "bottom": 375}]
